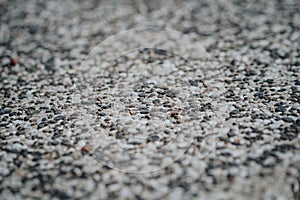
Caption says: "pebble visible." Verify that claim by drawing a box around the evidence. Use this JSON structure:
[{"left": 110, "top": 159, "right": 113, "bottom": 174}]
[
  {"left": 282, "top": 117, "right": 294, "bottom": 123},
  {"left": 229, "top": 109, "right": 240, "bottom": 115},
  {"left": 12, "top": 143, "right": 24, "bottom": 152},
  {"left": 275, "top": 106, "right": 286, "bottom": 113}
]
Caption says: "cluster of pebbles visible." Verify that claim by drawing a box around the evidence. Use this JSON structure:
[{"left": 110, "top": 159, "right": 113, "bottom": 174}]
[
  {"left": 0, "top": 0, "right": 299, "bottom": 199},
  {"left": 71, "top": 47, "right": 227, "bottom": 173}
]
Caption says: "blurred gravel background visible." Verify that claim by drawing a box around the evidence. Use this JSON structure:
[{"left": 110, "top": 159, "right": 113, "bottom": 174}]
[{"left": 0, "top": 0, "right": 300, "bottom": 199}]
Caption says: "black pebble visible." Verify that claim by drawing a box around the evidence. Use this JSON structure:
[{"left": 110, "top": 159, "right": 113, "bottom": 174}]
[
  {"left": 25, "top": 107, "right": 38, "bottom": 115},
  {"left": 0, "top": 109, "right": 11, "bottom": 115},
  {"left": 140, "top": 110, "right": 150, "bottom": 114},
  {"left": 37, "top": 122, "right": 48, "bottom": 129},
  {"left": 230, "top": 109, "right": 239, "bottom": 115},
  {"left": 101, "top": 104, "right": 111, "bottom": 109},
  {"left": 246, "top": 70, "right": 256, "bottom": 76},
  {"left": 52, "top": 132, "right": 61, "bottom": 140},
  {"left": 282, "top": 117, "right": 294, "bottom": 123},
  {"left": 227, "top": 129, "right": 236, "bottom": 137},
  {"left": 265, "top": 79, "right": 273, "bottom": 84},
  {"left": 54, "top": 115, "right": 64, "bottom": 121},
  {"left": 147, "top": 134, "right": 159, "bottom": 141},
  {"left": 275, "top": 106, "right": 286, "bottom": 112}
]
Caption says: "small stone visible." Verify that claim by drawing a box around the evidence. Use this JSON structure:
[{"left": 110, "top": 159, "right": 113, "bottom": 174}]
[
  {"left": 54, "top": 115, "right": 64, "bottom": 121},
  {"left": 265, "top": 79, "right": 273, "bottom": 84},
  {"left": 12, "top": 143, "right": 24, "bottom": 152},
  {"left": 166, "top": 90, "right": 178, "bottom": 98},
  {"left": 81, "top": 146, "right": 90, "bottom": 154},
  {"left": 230, "top": 109, "right": 239, "bottom": 115},
  {"left": 0, "top": 109, "right": 11, "bottom": 115},
  {"left": 171, "top": 108, "right": 179, "bottom": 118},
  {"left": 25, "top": 140, "right": 34, "bottom": 146},
  {"left": 138, "top": 92, "right": 146, "bottom": 97},
  {"left": 147, "top": 134, "right": 160, "bottom": 142},
  {"left": 232, "top": 138, "right": 240, "bottom": 145},
  {"left": 245, "top": 70, "right": 256, "bottom": 76},
  {"left": 37, "top": 122, "right": 48, "bottom": 129},
  {"left": 282, "top": 117, "right": 294, "bottom": 123},
  {"left": 10, "top": 58, "right": 19, "bottom": 66},
  {"left": 77, "top": 140, "right": 86, "bottom": 148},
  {"left": 227, "top": 129, "right": 236, "bottom": 137},
  {"left": 140, "top": 110, "right": 150, "bottom": 114},
  {"left": 275, "top": 106, "right": 286, "bottom": 112}
]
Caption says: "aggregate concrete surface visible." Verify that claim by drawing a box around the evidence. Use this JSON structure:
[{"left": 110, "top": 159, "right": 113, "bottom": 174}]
[{"left": 0, "top": 0, "right": 300, "bottom": 199}]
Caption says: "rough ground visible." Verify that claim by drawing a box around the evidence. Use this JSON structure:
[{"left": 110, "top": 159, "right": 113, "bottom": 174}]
[{"left": 0, "top": 0, "right": 300, "bottom": 199}]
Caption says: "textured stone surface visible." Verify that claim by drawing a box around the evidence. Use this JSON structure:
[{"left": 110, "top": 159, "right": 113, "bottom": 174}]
[{"left": 0, "top": 0, "right": 300, "bottom": 199}]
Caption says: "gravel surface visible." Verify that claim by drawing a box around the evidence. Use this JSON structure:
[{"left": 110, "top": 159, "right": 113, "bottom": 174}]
[{"left": 1, "top": 0, "right": 300, "bottom": 199}]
